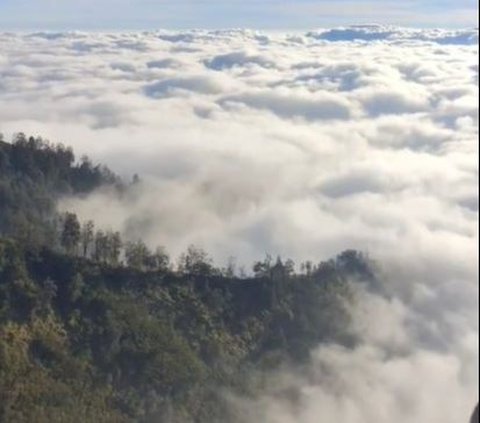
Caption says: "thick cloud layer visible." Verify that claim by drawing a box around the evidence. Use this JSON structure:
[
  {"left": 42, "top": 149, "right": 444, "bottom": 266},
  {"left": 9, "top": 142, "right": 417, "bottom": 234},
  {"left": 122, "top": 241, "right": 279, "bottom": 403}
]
[{"left": 0, "top": 26, "right": 478, "bottom": 422}]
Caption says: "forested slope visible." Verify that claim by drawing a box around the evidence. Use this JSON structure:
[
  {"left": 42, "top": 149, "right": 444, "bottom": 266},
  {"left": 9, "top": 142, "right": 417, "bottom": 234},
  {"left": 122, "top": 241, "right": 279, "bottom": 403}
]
[{"left": 0, "top": 134, "right": 376, "bottom": 422}]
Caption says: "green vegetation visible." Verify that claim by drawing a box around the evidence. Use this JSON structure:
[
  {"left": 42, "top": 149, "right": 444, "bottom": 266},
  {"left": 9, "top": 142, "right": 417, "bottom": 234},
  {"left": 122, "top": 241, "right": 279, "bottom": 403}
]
[
  {"left": 0, "top": 134, "right": 376, "bottom": 422},
  {"left": 0, "top": 133, "right": 120, "bottom": 248}
]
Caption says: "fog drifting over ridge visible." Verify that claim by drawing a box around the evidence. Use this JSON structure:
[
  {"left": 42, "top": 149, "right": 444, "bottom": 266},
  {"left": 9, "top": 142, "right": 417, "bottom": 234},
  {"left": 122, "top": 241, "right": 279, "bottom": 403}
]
[{"left": 0, "top": 25, "right": 478, "bottom": 422}]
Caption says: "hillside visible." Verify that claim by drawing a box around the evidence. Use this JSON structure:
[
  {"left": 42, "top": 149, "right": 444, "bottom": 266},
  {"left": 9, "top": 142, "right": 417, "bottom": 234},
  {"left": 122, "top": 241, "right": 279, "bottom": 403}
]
[{"left": 0, "top": 134, "right": 378, "bottom": 422}]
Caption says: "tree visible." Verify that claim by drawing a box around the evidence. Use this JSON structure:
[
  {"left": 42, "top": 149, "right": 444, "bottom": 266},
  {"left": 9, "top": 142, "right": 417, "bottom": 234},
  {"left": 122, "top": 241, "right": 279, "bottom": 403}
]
[
  {"left": 222, "top": 256, "right": 237, "bottom": 278},
  {"left": 125, "top": 240, "right": 150, "bottom": 270},
  {"left": 132, "top": 174, "right": 141, "bottom": 185},
  {"left": 61, "top": 213, "right": 80, "bottom": 254},
  {"left": 34, "top": 278, "right": 57, "bottom": 317},
  {"left": 300, "top": 260, "right": 313, "bottom": 276},
  {"left": 80, "top": 220, "right": 95, "bottom": 257},
  {"left": 108, "top": 231, "right": 123, "bottom": 265},
  {"left": 147, "top": 246, "right": 170, "bottom": 272},
  {"left": 177, "top": 245, "right": 215, "bottom": 276},
  {"left": 284, "top": 258, "right": 295, "bottom": 275},
  {"left": 94, "top": 230, "right": 108, "bottom": 263},
  {"left": 93, "top": 230, "right": 122, "bottom": 265},
  {"left": 253, "top": 254, "right": 273, "bottom": 278},
  {"left": 68, "top": 273, "right": 85, "bottom": 303}
]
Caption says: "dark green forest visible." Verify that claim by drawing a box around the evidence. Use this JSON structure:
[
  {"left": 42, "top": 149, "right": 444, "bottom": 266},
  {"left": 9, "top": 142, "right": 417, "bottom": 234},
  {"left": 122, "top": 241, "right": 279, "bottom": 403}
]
[{"left": 0, "top": 134, "right": 377, "bottom": 422}]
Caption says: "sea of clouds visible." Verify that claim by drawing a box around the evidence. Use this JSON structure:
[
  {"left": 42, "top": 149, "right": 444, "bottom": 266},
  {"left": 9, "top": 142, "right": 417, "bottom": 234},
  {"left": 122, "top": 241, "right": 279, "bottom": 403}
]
[{"left": 0, "top": 24, "right": 478, "bottom": 422}]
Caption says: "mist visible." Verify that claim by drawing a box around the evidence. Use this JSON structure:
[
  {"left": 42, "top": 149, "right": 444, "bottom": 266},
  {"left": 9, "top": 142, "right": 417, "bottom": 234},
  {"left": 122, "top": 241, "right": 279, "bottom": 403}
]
[{"left": 0, "top": 25, "right": 478, "bottom": 421}]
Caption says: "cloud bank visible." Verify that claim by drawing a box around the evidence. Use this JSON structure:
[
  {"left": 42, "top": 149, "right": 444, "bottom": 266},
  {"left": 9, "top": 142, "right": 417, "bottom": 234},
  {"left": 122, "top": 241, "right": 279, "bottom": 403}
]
[{"left": 0, "top": 26, "right": 478, "bottom": 422}]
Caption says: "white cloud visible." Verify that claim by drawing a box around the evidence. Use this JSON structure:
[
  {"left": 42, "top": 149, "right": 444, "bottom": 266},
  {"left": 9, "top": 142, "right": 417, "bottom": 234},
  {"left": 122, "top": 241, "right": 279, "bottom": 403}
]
[
  {"left": 220, "top": 88, "right": 355, "bottom": 120},
  {"left": 0, "top": 26, "right": 478, "bottom": 421}
]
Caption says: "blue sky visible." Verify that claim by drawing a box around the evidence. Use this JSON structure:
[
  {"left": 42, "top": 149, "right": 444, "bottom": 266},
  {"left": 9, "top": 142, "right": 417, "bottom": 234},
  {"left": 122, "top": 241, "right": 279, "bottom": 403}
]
[{"left": 0, "top": 0, "right": 478, "bottom": 30}]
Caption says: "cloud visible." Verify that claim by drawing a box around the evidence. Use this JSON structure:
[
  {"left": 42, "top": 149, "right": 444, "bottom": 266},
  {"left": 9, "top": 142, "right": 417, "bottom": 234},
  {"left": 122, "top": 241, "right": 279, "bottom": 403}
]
[
  {"left": 205, "top": 50, "right": 276, "bottom": 70},
  {"left": 307, "top": 25, "right": 479, "bottom": 45},
  {"left": 319, "top": 168, "right": 396, "bottom": 198},
  {"left": 144, "top": 75, "right": 232, "bottom": 97},
  {"left": 229, "top": 343, "right": 477, "bottom": 423},
  {"left": 310, "top": 25, "right": 395, "bottom": 42},
  {"left": 146, "top": 58, "right": 183, "bottom": 69},
  {"left": 219, "top": 89, "right": 354, "bottom": 120},
  {"left": 357, "top": 87, "right": 431, "bottom": 116},
  {"left": 0, "top": 27, "right": 478, "bottom": 422}
]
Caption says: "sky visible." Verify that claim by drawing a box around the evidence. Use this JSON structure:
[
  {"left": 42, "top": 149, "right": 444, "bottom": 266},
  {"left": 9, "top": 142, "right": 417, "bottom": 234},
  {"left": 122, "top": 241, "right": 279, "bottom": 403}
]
[{"left": 0, "top": 0, "right": 478, "bottom": 30}]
